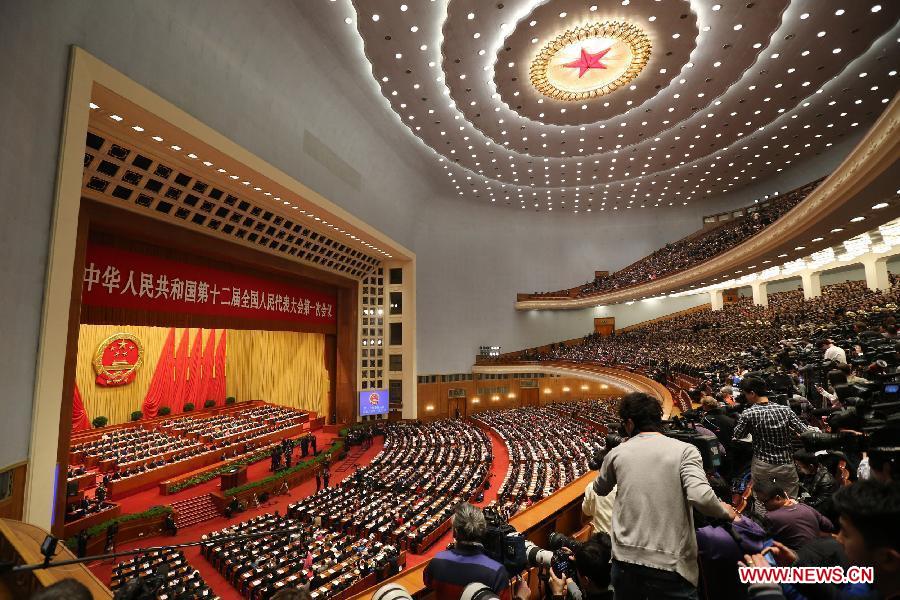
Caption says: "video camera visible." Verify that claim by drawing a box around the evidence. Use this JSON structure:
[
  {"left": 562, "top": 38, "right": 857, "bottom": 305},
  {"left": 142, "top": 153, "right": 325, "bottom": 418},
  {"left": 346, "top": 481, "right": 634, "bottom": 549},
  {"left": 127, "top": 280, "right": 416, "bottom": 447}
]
[
  {"left": 599, "top": 417, "right": 722, "bottom": 471},
  {"left": 481, "top": 510, "right": 584, "bottom": 599}
]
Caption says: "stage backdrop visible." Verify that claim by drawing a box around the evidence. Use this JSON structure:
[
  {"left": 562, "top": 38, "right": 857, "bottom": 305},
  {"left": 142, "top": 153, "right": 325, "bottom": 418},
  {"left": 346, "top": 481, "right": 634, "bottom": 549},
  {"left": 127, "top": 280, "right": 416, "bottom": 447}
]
[{"left": 75, "top": 325, "right": 328, "bottom": 425}]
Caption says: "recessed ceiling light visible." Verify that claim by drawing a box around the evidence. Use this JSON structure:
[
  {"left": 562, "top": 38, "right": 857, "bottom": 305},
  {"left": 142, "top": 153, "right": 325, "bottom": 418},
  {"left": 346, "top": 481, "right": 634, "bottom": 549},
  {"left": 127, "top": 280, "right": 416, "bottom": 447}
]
[
  {"left": 400, "top": 4, "right": 407, "bottom": 11},
  {"left": 371, "top": 14, "right": 379, "bottom": 21},
  {"left": 467, "top": 12, "right": 474, "bottom": 19},
  {"left": 835, "top": 9, "right": 845, "bottom": 15},
  {"left": 131, "top": 125, "right": 144, "bottom": 132},
  {"left": 151, "top": 136, "right": 163, "bottom": 142},
  {"left": 88, "top": 102, "right": 99, "bottom": 109},
  {"left": 871, "top": 4, "right": 881, "bottom": 12},
  {"left": 712, "top": 4, "right": 721, "bottom": 10},
  {"left": 872, "top": 202, "right": 889, "bottom": 209},
  {"left": 733, "top": 24, "right": 743, "bottom": 30},
  {"left": 109, "top": 114, "right": 123, "bottom": 121},
  {"left": 850, "top": 216, "right": 865, "bottom": 222},
  {"left": 812, "top": 237, "right": 824, "bottom": 242},
  {"left": 831, "top": 228, "right": 843, "bottom": 233},
  {"left": 344, "top": 17, "right": 351, "bottom": 24},
  {"left": 170, "top": 145, "right": 181, "bottom": 151}
]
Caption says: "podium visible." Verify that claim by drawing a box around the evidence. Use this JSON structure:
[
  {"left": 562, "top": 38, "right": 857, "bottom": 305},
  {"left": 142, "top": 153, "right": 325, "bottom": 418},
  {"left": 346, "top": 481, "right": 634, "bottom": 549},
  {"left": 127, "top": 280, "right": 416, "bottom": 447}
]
[{"left": 220, "top": 466, "right": 248, "bottom": 490}]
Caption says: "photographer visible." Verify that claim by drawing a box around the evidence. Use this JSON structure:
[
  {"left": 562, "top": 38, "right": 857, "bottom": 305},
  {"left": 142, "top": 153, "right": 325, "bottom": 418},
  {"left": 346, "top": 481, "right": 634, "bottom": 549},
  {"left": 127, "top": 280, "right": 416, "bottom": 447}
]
[
  {"left": 732, "top": 377, "right": 809, "bottom": 498},
  {"left": 739, "top": 479, "right": 900, "bottom": 600},
  {"left": 592, "top": 392, "right": 737, "bottom": 599},
  {"left": 424, "top": 503, "right": 524, "bottom": 600},
  {"left": 548, "top": 534, "right": 614, "bottom": 600}
]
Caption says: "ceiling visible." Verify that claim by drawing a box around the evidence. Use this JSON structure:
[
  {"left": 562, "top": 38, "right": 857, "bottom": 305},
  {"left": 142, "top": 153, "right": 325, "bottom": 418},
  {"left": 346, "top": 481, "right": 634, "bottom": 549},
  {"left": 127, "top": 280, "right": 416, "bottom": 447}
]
[{"left": 310, "top": 0, "right": 899, "bottom": 214}]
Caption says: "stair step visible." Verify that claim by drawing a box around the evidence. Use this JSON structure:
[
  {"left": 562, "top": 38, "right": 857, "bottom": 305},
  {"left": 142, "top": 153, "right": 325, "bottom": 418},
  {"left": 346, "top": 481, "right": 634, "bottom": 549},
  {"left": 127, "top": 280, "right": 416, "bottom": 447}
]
[{"left": 171, "top": 493, "right": 221, "bottom": 528}]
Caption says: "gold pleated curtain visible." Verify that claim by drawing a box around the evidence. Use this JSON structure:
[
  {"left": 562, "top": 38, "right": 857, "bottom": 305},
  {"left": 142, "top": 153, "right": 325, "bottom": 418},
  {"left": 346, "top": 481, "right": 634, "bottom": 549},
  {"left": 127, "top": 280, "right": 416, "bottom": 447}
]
[
  {"left": 224, "top": 330, "right": 329, "bottom": 418},
  {"left": 75, "top": 325, "right": 329, "bottom": 425}
]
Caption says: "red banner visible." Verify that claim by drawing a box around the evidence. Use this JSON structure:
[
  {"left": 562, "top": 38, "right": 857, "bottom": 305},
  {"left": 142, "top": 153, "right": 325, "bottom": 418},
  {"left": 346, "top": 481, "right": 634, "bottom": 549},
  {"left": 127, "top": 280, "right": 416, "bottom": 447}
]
[{"left": 82, "top": 243, "right": 337, "bottom": 324}]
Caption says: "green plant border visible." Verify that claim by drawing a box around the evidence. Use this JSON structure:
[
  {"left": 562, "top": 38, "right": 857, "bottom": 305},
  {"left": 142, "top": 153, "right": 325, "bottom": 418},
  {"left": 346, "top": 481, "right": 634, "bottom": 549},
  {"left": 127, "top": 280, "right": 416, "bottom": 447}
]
[
  {"left": 224, "top": 440, "right": 344, "bottom": 497},
  {"left": 167, "top": 445, "right": 278, "bottom": 494},
  {"left": 64, "top": 505, "right": 173, "bottom": 549}
]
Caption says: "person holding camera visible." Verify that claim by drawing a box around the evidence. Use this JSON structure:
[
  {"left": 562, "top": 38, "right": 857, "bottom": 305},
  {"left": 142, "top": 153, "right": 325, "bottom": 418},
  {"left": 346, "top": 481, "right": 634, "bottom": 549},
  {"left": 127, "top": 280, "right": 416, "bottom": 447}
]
[
  {"left": 739, "top": 479, "right": 900, "bottom": 600},
  {"left": 424, "top": 503, "right": 527, "bottom": 600},
  {"left": 732, "top": 377, "right": 809, "bottom": 498},
  {"left": 547, "top": 533, "right": 615, "bottom": 600},
  {"left": 592, "top": 392, "right": 737, "bottom": 600}
]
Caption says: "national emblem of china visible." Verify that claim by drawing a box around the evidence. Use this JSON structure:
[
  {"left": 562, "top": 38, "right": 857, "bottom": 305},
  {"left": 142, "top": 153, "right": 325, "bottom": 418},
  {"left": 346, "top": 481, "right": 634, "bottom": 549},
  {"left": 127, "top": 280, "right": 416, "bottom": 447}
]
[
  {"left": 369, "top": 392, "right": 380, "bottom": 407},
  {"left": 93, "top": 333, "right": 144, "bottom": 386}
]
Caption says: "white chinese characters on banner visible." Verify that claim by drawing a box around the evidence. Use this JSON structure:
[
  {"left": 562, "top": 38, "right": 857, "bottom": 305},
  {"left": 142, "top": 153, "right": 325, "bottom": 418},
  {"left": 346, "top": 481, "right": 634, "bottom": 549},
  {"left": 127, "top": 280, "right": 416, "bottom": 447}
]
[{"left": 83, "top": 261, "right": 334, "bottom": 320}]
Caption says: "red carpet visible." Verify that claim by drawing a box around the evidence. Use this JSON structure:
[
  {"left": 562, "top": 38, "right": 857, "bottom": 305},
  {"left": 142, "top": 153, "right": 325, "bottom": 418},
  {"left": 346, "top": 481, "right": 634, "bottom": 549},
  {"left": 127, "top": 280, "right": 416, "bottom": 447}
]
[
  {"left": 88, "top": 423, "right": 512, "bottom": 599},
  {"left": 88, "top": 431, "right": 380, "bottom": 600}
]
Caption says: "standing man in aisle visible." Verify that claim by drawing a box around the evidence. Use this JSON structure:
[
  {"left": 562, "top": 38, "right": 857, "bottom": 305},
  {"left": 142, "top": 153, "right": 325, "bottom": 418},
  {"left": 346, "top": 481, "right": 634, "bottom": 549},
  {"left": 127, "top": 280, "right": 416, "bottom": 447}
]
[
  {"left": 732, "top": 377, "right": 809, "bottom": 498},
  {"left": 593, "top": 392, "right": 737, "bottom": 600}
]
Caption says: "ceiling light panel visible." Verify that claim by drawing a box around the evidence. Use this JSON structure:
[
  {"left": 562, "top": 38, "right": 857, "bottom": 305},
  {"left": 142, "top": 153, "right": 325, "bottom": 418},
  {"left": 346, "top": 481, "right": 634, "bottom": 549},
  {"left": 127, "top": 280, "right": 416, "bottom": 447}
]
[{"left": 339, "top": 0, "right": 899, "bottom": 213}]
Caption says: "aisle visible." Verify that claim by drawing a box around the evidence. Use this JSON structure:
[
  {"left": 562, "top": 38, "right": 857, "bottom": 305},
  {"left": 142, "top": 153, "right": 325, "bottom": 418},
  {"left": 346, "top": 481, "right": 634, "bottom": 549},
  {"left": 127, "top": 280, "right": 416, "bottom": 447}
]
[{"left": 88, "top": 435, "right": 385, "bottom": 600}]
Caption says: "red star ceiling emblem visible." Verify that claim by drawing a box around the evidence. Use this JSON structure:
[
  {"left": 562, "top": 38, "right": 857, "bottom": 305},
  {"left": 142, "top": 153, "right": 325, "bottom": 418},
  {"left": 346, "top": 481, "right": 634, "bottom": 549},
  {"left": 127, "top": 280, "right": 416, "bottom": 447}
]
[{"left": 564, "top": 47, "right": 611, "bottom": 78}]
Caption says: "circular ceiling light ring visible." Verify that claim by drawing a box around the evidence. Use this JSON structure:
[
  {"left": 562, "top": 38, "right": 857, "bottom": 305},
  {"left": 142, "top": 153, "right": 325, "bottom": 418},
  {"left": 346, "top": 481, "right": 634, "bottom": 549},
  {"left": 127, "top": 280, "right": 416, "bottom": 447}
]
[{"left": 529, "top": 21, "right": 652, "bottom": 102}]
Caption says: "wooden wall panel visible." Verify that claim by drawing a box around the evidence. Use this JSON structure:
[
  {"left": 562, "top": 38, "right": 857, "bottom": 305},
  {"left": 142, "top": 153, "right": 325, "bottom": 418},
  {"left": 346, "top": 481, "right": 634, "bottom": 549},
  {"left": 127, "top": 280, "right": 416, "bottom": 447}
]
[
  {"left": 417, "top": 375, "right": 624, "bottom": 420},
  {"left": 0, "top": 463, "right": 27, "bottom": 521}
]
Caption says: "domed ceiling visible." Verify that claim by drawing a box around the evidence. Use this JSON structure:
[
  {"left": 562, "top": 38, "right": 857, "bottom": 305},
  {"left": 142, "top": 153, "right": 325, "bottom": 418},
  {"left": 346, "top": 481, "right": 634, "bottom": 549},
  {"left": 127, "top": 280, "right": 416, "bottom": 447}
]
[{"left": 321, "top": 0, "right": 899, "bottom": 213}]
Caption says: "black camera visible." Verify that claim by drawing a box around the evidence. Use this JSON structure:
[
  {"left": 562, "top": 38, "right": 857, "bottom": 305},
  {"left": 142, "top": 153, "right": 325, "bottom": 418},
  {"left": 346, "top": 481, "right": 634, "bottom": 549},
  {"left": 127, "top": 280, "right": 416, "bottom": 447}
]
[{"left": 481, "top": 507, "right": 528, "bottom": 574}]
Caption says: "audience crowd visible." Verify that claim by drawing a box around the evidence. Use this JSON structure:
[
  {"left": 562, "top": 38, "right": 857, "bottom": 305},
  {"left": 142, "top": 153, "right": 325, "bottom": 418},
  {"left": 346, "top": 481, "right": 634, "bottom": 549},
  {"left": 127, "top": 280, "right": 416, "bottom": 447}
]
[
  {"left": 526, "top": 178, "right": 822, "bottom": 300},
  {"left": 289, "top": 420, "right": 491, "bottom": 552},
  {"left": 110, "top": 549, "right": 215, "bottom": 599},
  {"left": 201, "top": 513, "right": 400, "bottom": 600},
  {"left": 473, "top": 405, "right": 606, "bottom": 515}
]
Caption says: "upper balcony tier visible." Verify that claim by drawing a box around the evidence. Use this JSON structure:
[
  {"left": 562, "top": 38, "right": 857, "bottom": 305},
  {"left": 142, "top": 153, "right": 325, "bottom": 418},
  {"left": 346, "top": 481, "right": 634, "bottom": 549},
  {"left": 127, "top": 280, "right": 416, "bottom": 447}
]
[{"left": 516, "top": 99, "right": 900, "bottom": 310}]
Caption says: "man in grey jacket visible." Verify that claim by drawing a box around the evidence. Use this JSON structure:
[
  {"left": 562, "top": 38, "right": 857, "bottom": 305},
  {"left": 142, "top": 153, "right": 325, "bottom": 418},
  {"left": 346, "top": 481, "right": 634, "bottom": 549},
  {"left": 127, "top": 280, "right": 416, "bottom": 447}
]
[{"left": 593, "top": 392, "right": 737, "bottom": 600}]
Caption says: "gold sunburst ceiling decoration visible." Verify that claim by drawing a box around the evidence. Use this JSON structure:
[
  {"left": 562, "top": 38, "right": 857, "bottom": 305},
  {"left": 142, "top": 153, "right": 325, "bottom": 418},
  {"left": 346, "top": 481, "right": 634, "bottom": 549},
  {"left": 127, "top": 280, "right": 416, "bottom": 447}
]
[{"left": 529, "top": 21, "right": 652, "bottom": 102}]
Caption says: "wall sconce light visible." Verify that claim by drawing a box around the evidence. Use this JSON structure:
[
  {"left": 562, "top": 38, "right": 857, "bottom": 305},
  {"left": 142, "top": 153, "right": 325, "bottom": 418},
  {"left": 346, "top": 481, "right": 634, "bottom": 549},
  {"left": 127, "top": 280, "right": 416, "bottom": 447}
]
[
  {"left": 580, "top": 384, "right": 589, "bottom": 391},
  {"left": 601, "top": 384, "right": 609, "bottom": 389},
  {"left": 543, "top": 388, "right": 552, "bottom": 394},
  {"left": 562, "top": 386, "right": 571, "bottom": 393},
  {"left": 491, "top": 395, "right": 500, "bottom": 401},
  {"left": 425, "top": 404, "right": 434, "bottom": 411},
  {"left": 472, "top": 397, "right": 480, "bottom": 404},
  {"left": 507, "top": 392, "right": 516, "bottom": 399}
]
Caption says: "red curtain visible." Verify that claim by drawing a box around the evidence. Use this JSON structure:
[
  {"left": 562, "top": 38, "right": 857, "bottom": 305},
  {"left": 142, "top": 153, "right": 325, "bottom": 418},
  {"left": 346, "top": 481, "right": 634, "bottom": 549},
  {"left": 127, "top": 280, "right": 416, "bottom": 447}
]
[
  {"left": 210, "top": 329, "right": 227, "bottom": 403},
  {"left": 72, "top": 383, "right": 90, "bottom": 431},
  {"left": 172, "top": 328, "right": 190, "bottom": 413},
  {"left": 182, "top": 329, "right": 205, "bottom": 410},
  {"left": 198, "top": 329, "right": 216, "bottom": 406},
  {"left": 141, "top": 328, "right": 176, "bottom": 418}
]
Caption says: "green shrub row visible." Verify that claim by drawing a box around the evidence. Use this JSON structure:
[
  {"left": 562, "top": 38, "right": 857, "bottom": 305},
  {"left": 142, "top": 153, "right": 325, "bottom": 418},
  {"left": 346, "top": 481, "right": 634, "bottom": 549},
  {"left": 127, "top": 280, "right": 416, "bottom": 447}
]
[
  {"left": 89, "top": 397, "right": 241, "bottom": 428},
  {"left": 64, "top": 505, "right": 173, "bottom": 549},
  {"left": 224, "top": 440, "right": 344, "bottom": 497},
  {"left": 167, "top": 445, "right": 278, "bottom": 494}
]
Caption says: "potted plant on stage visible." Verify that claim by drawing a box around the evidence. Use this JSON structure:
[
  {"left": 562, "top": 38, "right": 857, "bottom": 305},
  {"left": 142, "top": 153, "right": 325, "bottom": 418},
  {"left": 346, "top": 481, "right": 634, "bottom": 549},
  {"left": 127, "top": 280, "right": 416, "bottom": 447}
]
[
  {"left": 183, "top": 403, "right": 195, "bottom": 412},
  {"left": 159, "top": 406, "right": 171, "bottom": 416},
  {"left": 91, "top": 416, "right": 108, "bottom": 429},
  {"left": 204, "top": 399, "right": 216, "bottom": 409},
  {"left": 130, "top": 411, "right": 143, "bottom": 422}
]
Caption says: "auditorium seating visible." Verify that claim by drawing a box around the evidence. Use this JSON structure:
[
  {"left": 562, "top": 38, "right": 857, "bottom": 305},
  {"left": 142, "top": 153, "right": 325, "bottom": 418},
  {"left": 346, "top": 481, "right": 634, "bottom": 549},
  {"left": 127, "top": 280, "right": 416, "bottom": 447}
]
[
  {"left": 201, "top": 513, "right": 401, "bottom": 600},
  {"left": 473, "top": 405, "right": 606, "bottom": 515},
  {"left": 513, "top": 279, "right": 900, "bottom": 379},
  {"left": 521, "top": 178, "right": 823, "bottom": 301},
  {"left": 67, "top": 403, "right": 310, "bottom": 499},
  {"left": 110, "top": 548, "right": 216, "bottom": 599},
  {"left": 289, "top": 420, "right": 491, "bottom": 552}
]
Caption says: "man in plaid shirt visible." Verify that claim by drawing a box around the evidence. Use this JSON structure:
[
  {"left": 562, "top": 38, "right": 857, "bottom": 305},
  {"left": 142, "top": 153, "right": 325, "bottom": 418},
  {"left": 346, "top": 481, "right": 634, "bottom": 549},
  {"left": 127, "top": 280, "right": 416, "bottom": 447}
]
[{"left": 733, "top": 377, "right": 809, "bottom": 497}]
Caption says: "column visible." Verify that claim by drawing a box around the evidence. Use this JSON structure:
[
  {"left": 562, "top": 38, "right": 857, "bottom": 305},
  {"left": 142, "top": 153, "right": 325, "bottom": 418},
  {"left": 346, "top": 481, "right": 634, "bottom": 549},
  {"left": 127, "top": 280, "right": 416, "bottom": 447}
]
[
  {"left": 750, "top": 281, "right": 769, "bottom": 307},
  {"left": 710, "top": 289, "right": 724, "bottom": 311},
  {"left": 860, "top": 255, "right": 890, "bottom": 292},
  {"left": 800, "top": 270, "right": 822, "bottom": 300}
]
